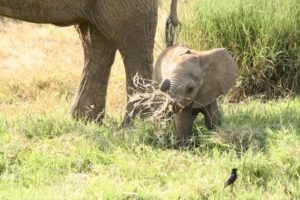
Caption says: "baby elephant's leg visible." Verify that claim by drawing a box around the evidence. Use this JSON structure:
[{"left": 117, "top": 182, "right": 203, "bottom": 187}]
[
  {"left": 174, "top": 105, "right": 195, "bottom": 143},
  {"left": 200, "top": 101, "right": 222, "bottom": 130}
]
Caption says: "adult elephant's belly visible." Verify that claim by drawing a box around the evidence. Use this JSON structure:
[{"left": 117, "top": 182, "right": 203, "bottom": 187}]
[{"left": 52, "top": 18, "right": 87, "bottom": 27}]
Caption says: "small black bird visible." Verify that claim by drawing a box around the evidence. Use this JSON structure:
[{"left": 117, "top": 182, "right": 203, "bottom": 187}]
[{"left": 224, "top": 168, "right": 238, "bottom": 188}]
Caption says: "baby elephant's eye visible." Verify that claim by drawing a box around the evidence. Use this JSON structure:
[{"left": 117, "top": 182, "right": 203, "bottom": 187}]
[{"left": 186, "top": 86, "right": 194, "bottom": 94}]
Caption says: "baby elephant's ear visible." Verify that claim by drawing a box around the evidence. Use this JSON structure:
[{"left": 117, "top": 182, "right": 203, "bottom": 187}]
[{"left": 194, "top": 48, "right": 237, "bottom": 108}]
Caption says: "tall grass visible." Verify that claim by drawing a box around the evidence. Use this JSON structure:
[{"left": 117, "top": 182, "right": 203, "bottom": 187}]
[{"left": 179, "top": 0, "right": 300, "bottom": 99}]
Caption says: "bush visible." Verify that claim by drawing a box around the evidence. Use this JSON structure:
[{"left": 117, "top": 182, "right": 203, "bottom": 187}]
[{"left": 178, "top": 0, "right": 300, "bottom": 99}]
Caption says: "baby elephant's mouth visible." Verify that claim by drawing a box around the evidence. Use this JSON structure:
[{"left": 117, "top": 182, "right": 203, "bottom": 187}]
[
  {"left": 168, "top": 99, "right": 193, "bottom": 113},
  {"left": 170, "top": 103, "right": 182, "bottom": 113}
]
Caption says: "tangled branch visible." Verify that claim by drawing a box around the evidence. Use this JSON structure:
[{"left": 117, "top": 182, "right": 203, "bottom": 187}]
[{"left": 127, "top": 74, "right": 174, "bottom": 124}]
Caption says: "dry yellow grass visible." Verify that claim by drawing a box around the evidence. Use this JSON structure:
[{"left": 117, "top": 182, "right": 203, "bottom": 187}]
[{"left": 0, "top": 20, "right": 126, "bottom": 116}]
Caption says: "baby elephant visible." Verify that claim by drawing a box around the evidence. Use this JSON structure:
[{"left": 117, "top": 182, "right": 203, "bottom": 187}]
[{"left": 153, "top": 44, "right": 237, "bottom": 142}]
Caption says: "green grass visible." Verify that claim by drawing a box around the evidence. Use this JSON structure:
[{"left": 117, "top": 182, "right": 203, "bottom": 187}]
[
  {"left": 0, "top": 97, "right": 300, "bottom": 199},
  {"left": 178, "top": 0, "right": 300, "bottom": 99}
]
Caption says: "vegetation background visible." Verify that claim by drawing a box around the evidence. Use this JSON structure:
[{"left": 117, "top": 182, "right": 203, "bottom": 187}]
[
  {"left": 0, "top": 0, "right": 299, "bottom": 199},
  {"left": 178, "top": 0, "right": 300, "bottom": 99}
]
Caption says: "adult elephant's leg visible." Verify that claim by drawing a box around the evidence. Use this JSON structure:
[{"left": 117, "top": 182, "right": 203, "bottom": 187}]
[
  {"left": 71, "top": 23, "right": 117, "bottom": 122},
  {"left": 120, "top": 40, "right": 154, "bottom": 124},
  {"left": 200, "top": 101, "right": 222, "bottom": 130},
  {"left": 118, "top": 35, "right": 157, "bottom": 124},
  {"left": 118, "top": 18, "right": 158, "bottom": 124},
  {"left": 89, "top": 0, "right": 158, "bottom": 124}
]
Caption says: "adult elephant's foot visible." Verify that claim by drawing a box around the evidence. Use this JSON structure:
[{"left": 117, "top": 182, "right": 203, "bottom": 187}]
[
  {"left": 121, "top": 99, "right": 149, "bottom": 127},
  {"left": 71, "top": 23, "right": 117, "bottom": 123},
  {"left": 121, "top": 101, "right": 136, "bottom": 127}
]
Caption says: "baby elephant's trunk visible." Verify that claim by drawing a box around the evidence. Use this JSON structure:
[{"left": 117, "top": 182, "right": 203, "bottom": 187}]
[{"left": 159, "top": 79, "right": 171, "bottom": 92}]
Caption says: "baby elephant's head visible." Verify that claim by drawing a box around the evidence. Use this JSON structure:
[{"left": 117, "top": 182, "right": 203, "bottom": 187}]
[
  {"left": 160, "top": 50, "right": 208, "bottom": 107},
  {"left": 156, "top": 45, "right": 237, "bottom": 108}
]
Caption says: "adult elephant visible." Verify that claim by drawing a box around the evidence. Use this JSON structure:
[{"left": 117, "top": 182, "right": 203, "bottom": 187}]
[{"left": 0, "top": 0, "right": 179, "bottom": 123}]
